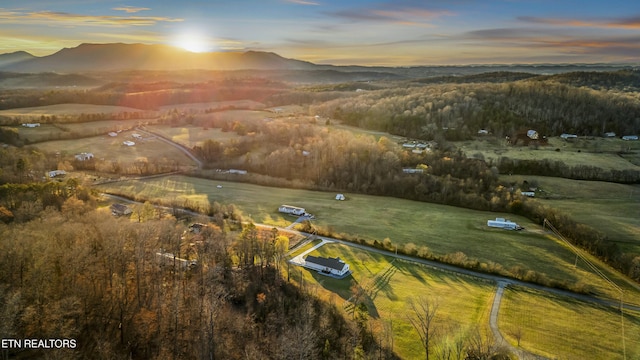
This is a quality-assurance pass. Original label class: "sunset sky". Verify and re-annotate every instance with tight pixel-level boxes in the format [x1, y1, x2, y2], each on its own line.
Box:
[1, 0, 639, 66]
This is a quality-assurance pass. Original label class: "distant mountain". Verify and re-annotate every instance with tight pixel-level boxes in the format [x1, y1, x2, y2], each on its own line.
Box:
[0, 43, 318, 73]
[0, 51, 36, 67]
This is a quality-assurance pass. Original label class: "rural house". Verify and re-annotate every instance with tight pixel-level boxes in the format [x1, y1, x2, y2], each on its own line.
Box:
[303, 255, 350, 277]
[110, 203, 132, 216]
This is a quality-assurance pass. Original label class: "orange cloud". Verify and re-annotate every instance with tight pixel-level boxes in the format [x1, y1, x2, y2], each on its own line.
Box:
[112, 6, 151, 14]
[0, 8, 182, 27]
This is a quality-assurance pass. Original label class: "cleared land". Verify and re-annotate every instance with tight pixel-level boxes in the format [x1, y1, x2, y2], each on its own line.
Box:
[503, 175, 640, 253]
[457, 137, 640, 171]
[288, 241, 496, 360]
[7, 119, 155, 143]
[499, 286, 640, 359]
[32, 131, 198, 165]
[0, 103, 148, 119]
[144, 125, 242, 148]
[95, 174, 640, 304]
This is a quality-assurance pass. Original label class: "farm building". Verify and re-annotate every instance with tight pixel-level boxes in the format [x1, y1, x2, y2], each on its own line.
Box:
[47, 170, 66, 178]
[487, 218, 523, 230]
[22, 123, 40, 128]
[75, 152, 94, 161]
[521, 191, 535, 197]
[303, 255, 350, 277]
[335, 193, 345, 201]
[279, 205, 306, 216]
[622, 135, 638, 141]
[478, 129, 489, 135]
[560, 133, 578, 139]
[108, 132, 118, 137]
[123, 140, 135, 146]
[604, 132, 616, 138]
[228, 169, 247, 175]
[110, 203, 132, 216]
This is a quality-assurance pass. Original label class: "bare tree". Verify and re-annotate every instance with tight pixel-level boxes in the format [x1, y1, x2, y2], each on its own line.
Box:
[406, 296, 439, 360]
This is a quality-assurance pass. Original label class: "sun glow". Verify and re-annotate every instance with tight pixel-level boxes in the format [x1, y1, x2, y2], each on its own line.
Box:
[172, 31, 211, 53]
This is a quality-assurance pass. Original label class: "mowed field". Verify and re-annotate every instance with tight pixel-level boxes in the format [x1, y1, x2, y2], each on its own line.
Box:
[32, 131, 198, 165]
[502, 175, 640, 253]
[95, 174, 640, 304]
[499, 286, 640, 359]
[289, 241, 640, 359]
[457, 137, 640, 170]
[289, 241, 496, 359]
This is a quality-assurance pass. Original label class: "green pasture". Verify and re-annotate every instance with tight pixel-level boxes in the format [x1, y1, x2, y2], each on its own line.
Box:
[499, 286, 640, 359]
[502, 175, 640, 253]
[458, 137, 640, 171]
[95, 174, 640, 304]
[290, 242, 495, 359]
[32, 131, 197, 165]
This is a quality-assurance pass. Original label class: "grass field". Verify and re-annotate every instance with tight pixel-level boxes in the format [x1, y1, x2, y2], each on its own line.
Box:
[288, 241, 496, 359]
[7, 119, 155, 143]
[95, 174, 640, 304]
[458, 137, 640, 171]
[499, 286, 640, 359]
[0, 103, 148, 120]
[502, 175, 640, 253]
[144, 125, 242, 148]
[32, 131, 197, 165]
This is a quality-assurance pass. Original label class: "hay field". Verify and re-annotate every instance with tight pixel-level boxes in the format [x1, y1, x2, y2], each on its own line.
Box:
[32, 131, 197, 165]
[458, 137, 640, 171]
[144, 125, 242, 148]
[0, 103, 147, 120]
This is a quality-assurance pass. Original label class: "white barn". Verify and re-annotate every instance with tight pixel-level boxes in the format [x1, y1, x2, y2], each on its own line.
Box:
[303, 255, 350, 277]
[279, 205, 305, 216]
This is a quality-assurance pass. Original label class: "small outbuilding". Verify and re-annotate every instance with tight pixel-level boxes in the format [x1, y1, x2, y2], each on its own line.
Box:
[123, 140, 135, 146]
[335, 193, 345, 201]
[75, 152, 94, 161]
[487, 217, 523, 230]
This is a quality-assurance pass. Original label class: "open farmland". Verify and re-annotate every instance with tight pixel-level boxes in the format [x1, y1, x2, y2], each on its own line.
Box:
[499, 286, 640, 359]
[503, 175, 640, 253]
[457, 137, 640, 171]
[32, 131, 197, 166]
[144, 125, 242, 148]
[6, 119, 155, 143]
[95, 174, 640, 304]
[288, 241, 496, 360]
[0, 103, 149, 120]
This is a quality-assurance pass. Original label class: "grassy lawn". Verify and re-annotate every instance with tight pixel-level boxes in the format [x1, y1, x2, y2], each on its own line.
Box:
[499, 286, 640, 359]
[289, 242, 495, 359]
[502, 175, 640, 254]
[95, 174, 640, 305]
[457, 137, 640, 171]
[32, 131, 197, 165]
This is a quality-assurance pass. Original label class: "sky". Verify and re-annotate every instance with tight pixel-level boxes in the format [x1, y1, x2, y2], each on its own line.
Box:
[1, 0, 639, 66]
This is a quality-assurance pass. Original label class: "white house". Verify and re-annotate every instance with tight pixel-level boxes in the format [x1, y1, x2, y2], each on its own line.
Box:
[303, 255, 350, 277]
[75, 152, 94, 161]
[521, 191, 535, 197]
[123, 141, 135, 146]
[335, 194, 345, 201]
[487, 218, 523, 230]
[560, 134, 578, 139]
[108, 132, 118, 137]
[228, 169, 247, 175]
[22, 123, 40, 128]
